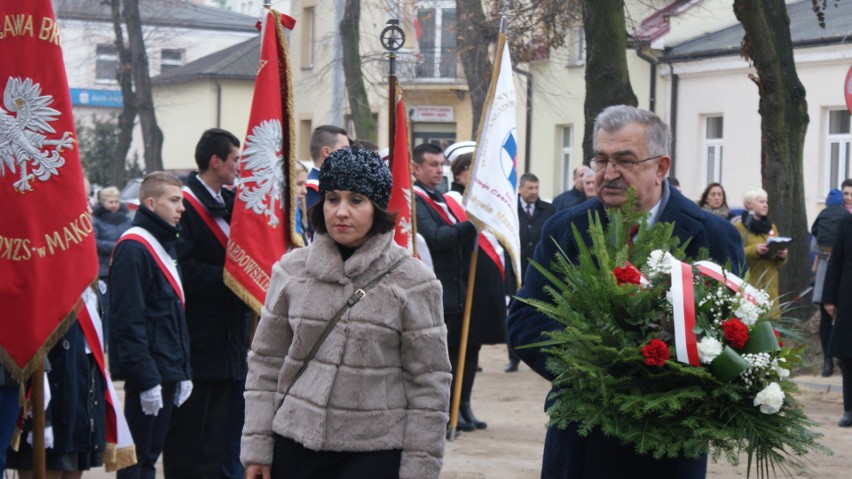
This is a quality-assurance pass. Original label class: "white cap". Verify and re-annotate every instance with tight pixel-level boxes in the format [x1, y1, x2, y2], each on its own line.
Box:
[444, 141, 476, 164]
[378, 147, 390, 160]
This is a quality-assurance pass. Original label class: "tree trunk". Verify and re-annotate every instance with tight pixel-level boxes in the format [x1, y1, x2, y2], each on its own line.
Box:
[733, 0, 812, 319]
[122, 0, 163, 172]
[456, 0, 496, 138]
[110, 0, 135, 188]
[340, 0, 376, 142]
[581, 0, 637, 163]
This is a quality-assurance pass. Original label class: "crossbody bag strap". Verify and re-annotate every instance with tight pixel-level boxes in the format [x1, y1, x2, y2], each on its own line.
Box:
[284, 257, 407, 397]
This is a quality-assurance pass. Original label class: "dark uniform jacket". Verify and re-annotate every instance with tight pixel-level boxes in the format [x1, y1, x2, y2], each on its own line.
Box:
[551, 187, 586, 212]
[826, 217, 852, 359]
[177, 172, 249, 381]
[507, 185, 745, 478]
[109, 207, 191, 390]
[414, 181, 477, 317]
[517, 197, 555, 282]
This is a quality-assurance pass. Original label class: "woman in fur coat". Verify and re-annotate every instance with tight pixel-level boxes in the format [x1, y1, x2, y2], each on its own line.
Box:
[241, 147, 452, 479]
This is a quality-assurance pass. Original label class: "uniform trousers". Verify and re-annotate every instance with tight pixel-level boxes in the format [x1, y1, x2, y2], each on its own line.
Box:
[163, 379, 242, 479]
[118, 382, 178, 479]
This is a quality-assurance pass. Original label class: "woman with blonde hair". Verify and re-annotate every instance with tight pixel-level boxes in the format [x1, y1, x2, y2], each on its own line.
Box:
[242, 147, 451, 479]
[734, 188, 788, 303]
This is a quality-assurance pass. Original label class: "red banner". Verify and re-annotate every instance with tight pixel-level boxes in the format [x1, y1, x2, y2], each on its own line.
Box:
[0, 0, 98, 382]
[387, 91, 414, 252]
[224, 9, 301, 315]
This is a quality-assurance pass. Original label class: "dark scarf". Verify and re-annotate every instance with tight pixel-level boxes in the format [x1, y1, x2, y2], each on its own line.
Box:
[741, 210, 773, 235]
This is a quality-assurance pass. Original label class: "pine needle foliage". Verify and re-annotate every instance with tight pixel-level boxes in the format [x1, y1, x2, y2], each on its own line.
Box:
[520, 191, 828, 478]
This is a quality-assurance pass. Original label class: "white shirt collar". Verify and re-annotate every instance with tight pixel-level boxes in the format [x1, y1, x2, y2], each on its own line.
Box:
[197, 175, 224, 204]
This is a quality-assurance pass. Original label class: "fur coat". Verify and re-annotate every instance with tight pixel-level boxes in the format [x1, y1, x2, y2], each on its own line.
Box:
[241, 230, 451, 479]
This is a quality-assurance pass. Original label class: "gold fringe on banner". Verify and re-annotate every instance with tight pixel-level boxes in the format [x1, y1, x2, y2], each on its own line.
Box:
[103, 442, 138, 472]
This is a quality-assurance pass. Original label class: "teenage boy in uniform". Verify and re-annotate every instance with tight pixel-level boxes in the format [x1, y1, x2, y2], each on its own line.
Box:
[109, 172, 193, 479]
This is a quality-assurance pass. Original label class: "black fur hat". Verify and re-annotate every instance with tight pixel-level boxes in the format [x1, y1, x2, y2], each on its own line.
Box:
[319, 147, 392, 209]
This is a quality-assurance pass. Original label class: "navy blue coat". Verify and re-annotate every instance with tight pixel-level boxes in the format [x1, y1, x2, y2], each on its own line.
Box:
[507, 186, 745, 478]
[177, 173, 249, 381]
[108, 207, 191, 390]
[551, 187, 586, 212]
[92, 204, 132, 277]
[825, 217, 852, 358]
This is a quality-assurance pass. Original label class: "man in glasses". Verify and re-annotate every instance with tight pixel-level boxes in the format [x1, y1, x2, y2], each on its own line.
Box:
[507, 105, 744, 478]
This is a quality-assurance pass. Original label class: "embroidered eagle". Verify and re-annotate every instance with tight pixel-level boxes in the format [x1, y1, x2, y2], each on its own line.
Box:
[239, 119, 284, 226]
[0, 77, 74, 193]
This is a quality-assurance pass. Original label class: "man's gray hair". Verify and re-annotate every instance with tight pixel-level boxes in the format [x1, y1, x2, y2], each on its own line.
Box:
[593, 105, 671, 157]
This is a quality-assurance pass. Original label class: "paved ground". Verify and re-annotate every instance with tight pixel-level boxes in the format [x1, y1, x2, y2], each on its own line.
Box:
[5, 345, 847, 478]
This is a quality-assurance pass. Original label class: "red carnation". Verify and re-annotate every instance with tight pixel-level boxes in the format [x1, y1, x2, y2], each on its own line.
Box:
[722, 318, 749, 349]
[613, 265, 642, 286]
[774, 329, 784, 348]
[642, 339, 670, 366]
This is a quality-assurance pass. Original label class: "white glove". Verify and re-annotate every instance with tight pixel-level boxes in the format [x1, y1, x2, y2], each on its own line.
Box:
[140, 385, 163, 416]
[175, 380, 193, 407]
[26, 426, 54, 449]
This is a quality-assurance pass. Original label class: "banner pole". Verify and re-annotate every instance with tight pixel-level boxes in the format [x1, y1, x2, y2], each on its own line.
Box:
[448, 237, 479, 440]
[31, 359, 46, 479]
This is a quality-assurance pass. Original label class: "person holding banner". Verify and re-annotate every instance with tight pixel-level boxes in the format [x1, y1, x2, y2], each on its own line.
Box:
[508, 105, 744, 478]
[109, 172, 192, 479]
[241, 147, 451, 479]
[164, 128, 250, 479]
[412, 143, 480, 435]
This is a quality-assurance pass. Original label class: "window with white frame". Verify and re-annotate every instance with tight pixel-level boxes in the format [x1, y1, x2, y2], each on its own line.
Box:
[569, 25, 585, 67]
[560, 125, 574, 190]
[826, 109, 851, 191]
[160, 49, 184, 73]
[416, 1, 457, 79]
[300, 7, 315, 69]
[703, 116, 723, 184]
[95, 44, 118, 83]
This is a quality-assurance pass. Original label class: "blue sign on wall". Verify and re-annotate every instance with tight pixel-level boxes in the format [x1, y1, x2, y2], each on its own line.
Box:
[70, 88, 123, 108]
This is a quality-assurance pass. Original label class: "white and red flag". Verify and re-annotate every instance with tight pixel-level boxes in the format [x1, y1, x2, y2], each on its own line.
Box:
[224, 8, 302, 314]
[387, 90, 415, 252]
[0, 0, 98, 381]
[462, 32, 521, 287]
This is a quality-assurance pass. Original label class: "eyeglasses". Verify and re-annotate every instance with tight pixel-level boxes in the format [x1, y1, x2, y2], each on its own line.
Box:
[591, 154, 663, 173]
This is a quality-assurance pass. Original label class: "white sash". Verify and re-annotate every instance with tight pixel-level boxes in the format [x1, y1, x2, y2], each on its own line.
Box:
[119, 226, 185, 306]
[182, 186, 231, 238]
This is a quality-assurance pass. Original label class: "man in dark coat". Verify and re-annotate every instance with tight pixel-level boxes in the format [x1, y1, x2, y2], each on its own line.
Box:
[508, 172, 554, 372]
[551, 165, 590, 211]
[109, 172, 191, 479]
[507, 106, 745, 479]
[823, 216, 852, 427]
[164, 129, 249, 479]
[412, 142, 478, 433]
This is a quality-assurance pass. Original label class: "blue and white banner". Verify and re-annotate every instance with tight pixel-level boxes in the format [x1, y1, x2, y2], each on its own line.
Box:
[463, 33, 521, 287]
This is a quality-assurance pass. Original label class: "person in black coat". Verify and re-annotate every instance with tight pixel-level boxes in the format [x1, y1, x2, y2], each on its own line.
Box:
[163, 129, 250, 479]
[109, 172, 192, 479]
[413, 143, 478, 435]
[510, 173, 555, 372]
[551, 165, 590, 212]
[508, 106, 745, 478]
[92, 186, 132, 347]
[823, 216, 852, 427]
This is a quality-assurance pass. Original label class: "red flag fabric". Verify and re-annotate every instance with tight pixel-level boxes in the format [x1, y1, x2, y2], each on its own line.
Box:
[387, 92, 414, 252]
[0, 0, 98, 382]
[224, 9, 301, 314]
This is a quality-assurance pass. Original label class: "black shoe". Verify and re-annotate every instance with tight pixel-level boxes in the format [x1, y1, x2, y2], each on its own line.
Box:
[460, 401, 487, 429]
[446, 427, 462, 439]
[504, 360, 519, 373]
[822, 358, 834, 377]
[839, 412, 852, 427]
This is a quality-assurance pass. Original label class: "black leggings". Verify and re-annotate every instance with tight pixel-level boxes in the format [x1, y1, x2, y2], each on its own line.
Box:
[271, 434, 401, 479]
[819, 305, 833, 357]
[840, 359, 852, 412]
[449, 343, 480, 402]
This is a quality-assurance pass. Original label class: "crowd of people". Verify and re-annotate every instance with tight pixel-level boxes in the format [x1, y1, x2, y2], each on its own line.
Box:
[4, 107, 852, 479]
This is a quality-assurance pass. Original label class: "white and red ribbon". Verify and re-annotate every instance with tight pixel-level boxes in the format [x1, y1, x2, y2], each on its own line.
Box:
[182, 187, 230, 248]
[75, 288, 136, 471]
[668, 258, 760, 366]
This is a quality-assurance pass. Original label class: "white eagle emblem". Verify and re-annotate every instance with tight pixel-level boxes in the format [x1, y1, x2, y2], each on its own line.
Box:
[0, 77, 74, 193]
[239, 119, 284, 227]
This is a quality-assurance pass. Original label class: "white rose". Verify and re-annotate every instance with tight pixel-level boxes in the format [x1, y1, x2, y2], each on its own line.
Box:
[647, 250, 664, 270]
[753, 382, 785, 414]
[771, 359, 790, 379]
[697, 336, 723, 364]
